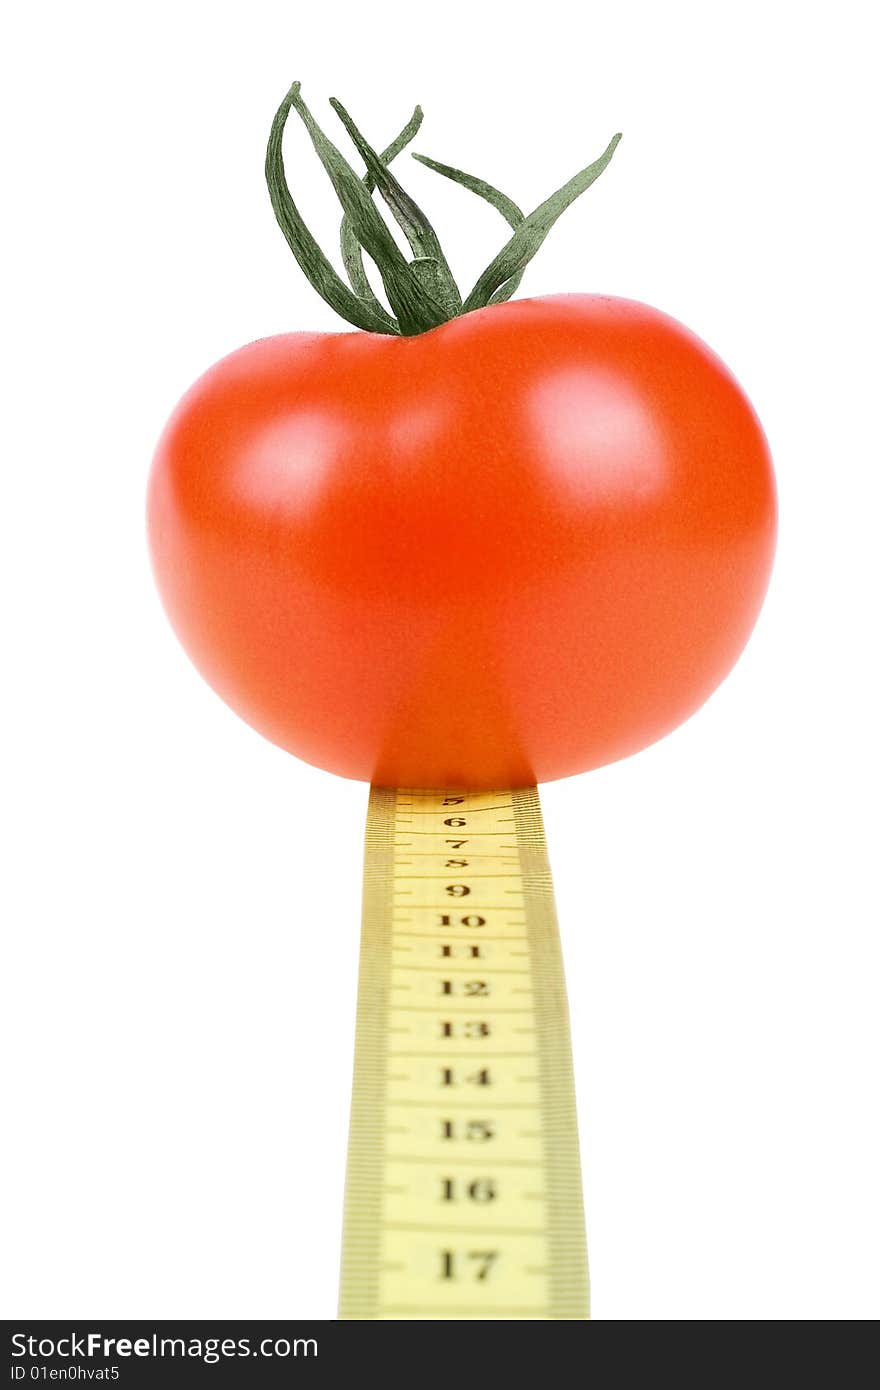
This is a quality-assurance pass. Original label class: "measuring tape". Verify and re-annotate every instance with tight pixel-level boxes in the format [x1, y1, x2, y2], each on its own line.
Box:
[339, 787, 589, 1320]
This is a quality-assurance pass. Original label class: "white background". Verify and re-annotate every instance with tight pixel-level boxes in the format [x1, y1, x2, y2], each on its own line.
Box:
[2, 1, 877, 1321]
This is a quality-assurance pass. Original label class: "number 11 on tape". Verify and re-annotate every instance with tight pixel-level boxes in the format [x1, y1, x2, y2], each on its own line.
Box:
[339, 787, 588, 1320]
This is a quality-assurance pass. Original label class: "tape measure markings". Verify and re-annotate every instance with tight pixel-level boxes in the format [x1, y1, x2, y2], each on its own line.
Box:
[339, 785, 588, 1319]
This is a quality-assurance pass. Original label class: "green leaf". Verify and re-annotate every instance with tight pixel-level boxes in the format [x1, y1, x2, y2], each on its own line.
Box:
[289, 88, 448, 335]
[339, 105, 423, 322]
[412, 153, 525, 304]
[330, 98, 462, 316]
[462, 133, 622, 313]
[266, 81, 624, 337]
[413, 153, 524, 228]
[265, 82, 397, 333]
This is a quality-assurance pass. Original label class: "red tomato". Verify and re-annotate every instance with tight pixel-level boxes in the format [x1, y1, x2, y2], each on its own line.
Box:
[148, 294, 776, 787]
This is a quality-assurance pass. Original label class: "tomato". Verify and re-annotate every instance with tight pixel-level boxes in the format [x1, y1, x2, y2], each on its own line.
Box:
[147, 293, 776, 787]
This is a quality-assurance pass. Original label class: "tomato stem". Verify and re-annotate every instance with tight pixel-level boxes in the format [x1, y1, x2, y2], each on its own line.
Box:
[265, 82, 621, 336]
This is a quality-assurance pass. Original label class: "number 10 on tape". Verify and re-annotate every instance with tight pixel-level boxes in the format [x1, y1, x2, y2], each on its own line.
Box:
[339, 787, 589, 1320]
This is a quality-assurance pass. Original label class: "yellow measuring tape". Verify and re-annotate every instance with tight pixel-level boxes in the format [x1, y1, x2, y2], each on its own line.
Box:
[339, 787, 588, 1320]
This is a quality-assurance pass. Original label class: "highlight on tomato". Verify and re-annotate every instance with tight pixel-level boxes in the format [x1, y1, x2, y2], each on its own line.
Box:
[148, 83, 776, 788]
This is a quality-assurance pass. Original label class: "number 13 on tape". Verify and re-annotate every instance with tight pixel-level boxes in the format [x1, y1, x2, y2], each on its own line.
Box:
[339, 787, 589, 1320]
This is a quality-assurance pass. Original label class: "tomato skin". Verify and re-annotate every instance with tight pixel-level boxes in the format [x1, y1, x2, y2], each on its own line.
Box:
[148, 294, 776, 787]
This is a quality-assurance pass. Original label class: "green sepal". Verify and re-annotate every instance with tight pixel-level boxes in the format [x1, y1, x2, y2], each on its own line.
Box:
[411, 153, 525, 304]
[461, 133, 622, 314]
[265, 83, 396, 334]
[330, 98, 462, 317]
[289, 88, 447, 335]
[265, 82, 622, 337]
[340, 106, 424, 324]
